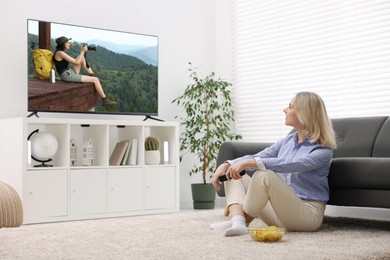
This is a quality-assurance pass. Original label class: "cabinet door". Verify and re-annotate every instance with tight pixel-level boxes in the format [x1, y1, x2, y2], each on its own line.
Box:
[108, 167, 143, 213]
[24, 170, 68, 221]
[70, 169, 106, 216]
[144, 166, 176, 210]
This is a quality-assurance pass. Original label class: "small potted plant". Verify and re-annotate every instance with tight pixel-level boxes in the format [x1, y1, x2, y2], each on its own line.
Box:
[172, 63, 242, 209]
[144, 136, 161, 165]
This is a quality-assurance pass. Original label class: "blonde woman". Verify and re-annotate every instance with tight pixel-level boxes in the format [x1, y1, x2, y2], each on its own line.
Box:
[210, 92, 337, 236]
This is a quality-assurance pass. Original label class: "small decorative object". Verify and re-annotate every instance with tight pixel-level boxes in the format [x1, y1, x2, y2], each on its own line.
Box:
[70, 138, 77, 166]
[163, 141, 169, 164]
[27, 129, 58, 167]
[82, 138, 94, 166]
[144, 136, 160, 165]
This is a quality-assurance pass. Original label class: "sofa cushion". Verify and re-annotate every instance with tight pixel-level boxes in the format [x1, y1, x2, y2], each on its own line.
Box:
[328, 188, 390, 208]
[329, 157, 390, 189]
[332, 117, 388, 158]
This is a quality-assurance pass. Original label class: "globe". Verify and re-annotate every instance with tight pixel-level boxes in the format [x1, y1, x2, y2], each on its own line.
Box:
[29, 131, 58, 166]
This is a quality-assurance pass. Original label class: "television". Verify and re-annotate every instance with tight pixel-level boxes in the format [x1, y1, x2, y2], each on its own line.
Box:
[27, 19, 159, 119]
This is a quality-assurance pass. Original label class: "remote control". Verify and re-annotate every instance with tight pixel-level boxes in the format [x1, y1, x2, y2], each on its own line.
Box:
[218, 171, 245, 182]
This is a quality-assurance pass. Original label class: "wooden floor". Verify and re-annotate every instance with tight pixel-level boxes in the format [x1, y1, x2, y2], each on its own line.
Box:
[28, 76, 99, 112]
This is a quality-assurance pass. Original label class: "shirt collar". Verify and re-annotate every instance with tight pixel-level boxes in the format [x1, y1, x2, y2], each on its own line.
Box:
[293, 132, 311, 145]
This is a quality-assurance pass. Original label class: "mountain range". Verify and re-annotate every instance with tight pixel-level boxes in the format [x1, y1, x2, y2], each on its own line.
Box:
[85, 40, 158, 66]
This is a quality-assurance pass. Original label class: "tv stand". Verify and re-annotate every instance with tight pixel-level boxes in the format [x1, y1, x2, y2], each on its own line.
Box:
[27, 111, 39, 118]
[0, 117, 179, 224]
[143, 115, 164, 122]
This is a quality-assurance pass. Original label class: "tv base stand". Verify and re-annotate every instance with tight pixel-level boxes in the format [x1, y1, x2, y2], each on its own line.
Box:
[143, 115, 164, 122]
[27, 111, 39, 118]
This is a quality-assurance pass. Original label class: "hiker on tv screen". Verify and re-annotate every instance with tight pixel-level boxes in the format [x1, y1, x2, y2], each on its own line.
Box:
[53, 36, 117, 108]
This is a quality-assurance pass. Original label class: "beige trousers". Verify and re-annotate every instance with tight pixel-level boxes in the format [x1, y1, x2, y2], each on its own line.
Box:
[225, 170, 326, 231]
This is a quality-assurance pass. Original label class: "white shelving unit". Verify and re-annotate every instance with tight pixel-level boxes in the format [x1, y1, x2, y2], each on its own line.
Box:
[0, 117, 179, 224]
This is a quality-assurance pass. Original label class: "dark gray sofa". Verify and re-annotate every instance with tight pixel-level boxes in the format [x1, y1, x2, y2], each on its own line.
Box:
[216, 116, 390, 209]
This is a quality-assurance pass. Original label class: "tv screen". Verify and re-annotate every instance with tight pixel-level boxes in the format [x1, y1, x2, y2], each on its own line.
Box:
[27, 19, 158, 117]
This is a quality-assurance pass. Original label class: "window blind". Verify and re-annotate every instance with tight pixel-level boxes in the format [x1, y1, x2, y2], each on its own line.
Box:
[230, 0, 390, 142]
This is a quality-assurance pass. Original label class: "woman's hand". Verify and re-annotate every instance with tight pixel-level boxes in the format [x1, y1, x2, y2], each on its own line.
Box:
[211, 163, 229, 191]
[225, 161, 245, 180]
[80, 45, 88, 53]
[211, 159, 257, 190]
[225, 159, 256, 180]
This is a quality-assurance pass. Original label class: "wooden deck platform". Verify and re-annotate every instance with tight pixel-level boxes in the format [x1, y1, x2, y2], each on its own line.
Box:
[28, 76, 99, 112]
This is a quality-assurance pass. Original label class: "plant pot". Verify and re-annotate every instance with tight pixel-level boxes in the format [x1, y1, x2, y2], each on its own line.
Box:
[145, 150, 160, 165]
[191, 183, 216, 209]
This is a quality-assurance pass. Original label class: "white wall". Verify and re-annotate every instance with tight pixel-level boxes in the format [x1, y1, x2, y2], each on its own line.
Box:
[0, 0, 229, 208]
[5, 0, 386, 219]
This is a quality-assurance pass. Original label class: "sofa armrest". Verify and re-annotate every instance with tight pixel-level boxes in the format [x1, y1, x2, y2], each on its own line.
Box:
[216, 141, 273, 197]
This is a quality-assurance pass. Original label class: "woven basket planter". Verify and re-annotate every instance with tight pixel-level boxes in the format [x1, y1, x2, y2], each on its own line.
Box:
[0, 181, 23, 228]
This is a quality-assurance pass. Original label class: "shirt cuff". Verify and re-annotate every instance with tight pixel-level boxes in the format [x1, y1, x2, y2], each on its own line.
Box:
[254, 157, 266, 171]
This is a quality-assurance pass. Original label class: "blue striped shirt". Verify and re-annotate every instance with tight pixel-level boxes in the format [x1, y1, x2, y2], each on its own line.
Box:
[229, 132, 333, 202]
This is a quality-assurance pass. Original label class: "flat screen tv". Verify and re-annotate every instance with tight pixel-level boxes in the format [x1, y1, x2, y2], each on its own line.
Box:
[27, 19, 158, 118]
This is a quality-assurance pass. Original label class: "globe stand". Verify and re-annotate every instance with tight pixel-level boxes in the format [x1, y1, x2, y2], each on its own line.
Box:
[31, 156, 53, 167]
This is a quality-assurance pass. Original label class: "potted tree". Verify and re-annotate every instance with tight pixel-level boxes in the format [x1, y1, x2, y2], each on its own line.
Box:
[172, 63, 242, 209]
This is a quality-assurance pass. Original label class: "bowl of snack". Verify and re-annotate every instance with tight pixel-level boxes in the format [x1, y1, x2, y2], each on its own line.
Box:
[248, 226, 285, 242]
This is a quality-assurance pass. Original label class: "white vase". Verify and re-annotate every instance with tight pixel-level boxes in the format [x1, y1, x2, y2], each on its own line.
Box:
[145, 150, 160, 165]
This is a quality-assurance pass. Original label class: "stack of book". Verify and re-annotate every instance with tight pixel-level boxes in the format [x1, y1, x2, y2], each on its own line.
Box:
[109, 139, 138, 166]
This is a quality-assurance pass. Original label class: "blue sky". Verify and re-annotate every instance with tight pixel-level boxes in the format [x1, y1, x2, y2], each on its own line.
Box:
[28, 20, 158, 48]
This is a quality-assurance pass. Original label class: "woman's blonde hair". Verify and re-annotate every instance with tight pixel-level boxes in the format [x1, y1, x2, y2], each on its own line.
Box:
[294, 92, 337, 149]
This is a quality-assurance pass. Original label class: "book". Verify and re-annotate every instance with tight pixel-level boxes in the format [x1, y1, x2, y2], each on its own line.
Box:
[127, 138, 138, 165]
[109, 141, 129, 166]
[120, 140, 132, 165]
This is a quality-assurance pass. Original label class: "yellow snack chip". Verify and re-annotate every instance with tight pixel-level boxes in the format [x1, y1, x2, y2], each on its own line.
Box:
[248, 226, 285, 242]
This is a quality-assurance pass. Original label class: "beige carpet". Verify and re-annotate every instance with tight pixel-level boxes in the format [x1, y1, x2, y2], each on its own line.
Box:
[0, 208, 389, 260]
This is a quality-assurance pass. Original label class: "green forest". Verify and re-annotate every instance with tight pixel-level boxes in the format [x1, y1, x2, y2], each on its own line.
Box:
[28, 34, 158, 114]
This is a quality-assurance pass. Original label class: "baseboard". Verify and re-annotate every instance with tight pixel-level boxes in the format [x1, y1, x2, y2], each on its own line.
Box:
[325, 205, 390, 221]
[181, 199, 390, 221]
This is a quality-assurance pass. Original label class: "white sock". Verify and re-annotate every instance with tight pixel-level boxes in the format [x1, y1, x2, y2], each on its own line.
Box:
[224, 215, 248, 237]
[209, 220, 232, 231]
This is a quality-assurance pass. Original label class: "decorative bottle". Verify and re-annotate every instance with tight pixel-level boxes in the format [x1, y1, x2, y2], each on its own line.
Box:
[50, 69, 56, 83]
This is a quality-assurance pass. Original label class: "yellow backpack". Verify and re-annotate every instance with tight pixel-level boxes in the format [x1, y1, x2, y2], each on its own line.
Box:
[32, 48, 54, 80]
